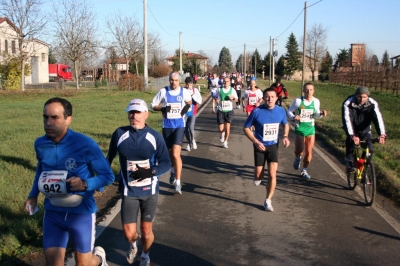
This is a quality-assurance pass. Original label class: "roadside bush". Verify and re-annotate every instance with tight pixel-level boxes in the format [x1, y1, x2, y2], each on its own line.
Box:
[150, 63, 172, 78]
[117, 73, 143, 91]
[95, 78, 108, 88]
[0, 53, 31, 90]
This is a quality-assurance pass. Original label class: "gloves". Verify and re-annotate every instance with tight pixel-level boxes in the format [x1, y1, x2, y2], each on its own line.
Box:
[180, 104, 191, 115]
[131, 164, 153, 181]
[161, 105, 171, 113]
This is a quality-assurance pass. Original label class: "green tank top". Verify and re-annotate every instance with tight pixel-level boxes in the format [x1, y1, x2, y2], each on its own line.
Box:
[295, 97, 316, 136]
[219, 87, 233, 112]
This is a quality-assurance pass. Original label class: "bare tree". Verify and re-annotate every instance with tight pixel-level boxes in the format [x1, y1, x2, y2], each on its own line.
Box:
[0, 0, 47, 91]
[52, 0, 99, 89]
[302, 23, 328, 81]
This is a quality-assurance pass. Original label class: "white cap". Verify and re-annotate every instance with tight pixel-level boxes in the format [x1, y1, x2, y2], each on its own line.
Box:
[126, 99, 148, 112]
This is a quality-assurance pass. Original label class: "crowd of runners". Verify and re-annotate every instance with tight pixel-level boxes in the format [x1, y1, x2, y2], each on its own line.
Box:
[23, 71, 386, 266]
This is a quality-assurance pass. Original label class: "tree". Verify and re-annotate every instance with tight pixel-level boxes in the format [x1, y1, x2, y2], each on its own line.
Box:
[218, 47, 233, 73]
[333, 48, 350, 71]
[171, 49, 187, 72]
[284, 33, 302, 77]
[251, 49, 263, 75]
[381, 50, 390, 68]
[52, 0, 99, 89]
[262, 52, 272, 78]
[235, 54, 244, 73]
[0, 53, 31, 90]
[0, 0, 47, 91]
[48, 47, 57, 64]
[319, 51, 333, 81]
[303, 23, 328, 81]
[275, 55, 285, 77]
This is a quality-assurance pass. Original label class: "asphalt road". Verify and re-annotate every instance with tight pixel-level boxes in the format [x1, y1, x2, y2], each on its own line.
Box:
[70, 97, 400, 266]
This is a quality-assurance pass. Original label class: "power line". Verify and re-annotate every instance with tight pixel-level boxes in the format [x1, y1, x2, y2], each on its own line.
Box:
[146, 3, 178, 36]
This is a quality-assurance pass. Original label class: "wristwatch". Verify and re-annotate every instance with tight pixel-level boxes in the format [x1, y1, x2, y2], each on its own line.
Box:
[151, 168, 156, 175]
[83, 180, 88, 191]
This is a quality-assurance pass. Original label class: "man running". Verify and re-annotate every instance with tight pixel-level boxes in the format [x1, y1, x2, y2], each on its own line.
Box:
[214, 76, 238, 148]
[184, 77, 203, 151]
[244, 88, 290, 212]
[234, 76, 244, 109]
[24, 97, 114, 266]
[268, 77, 288, 106]
[242, 79, 263, 116]
[107, 99, 171, 266]
[287, 83, 328, 179]
[151, 72, 192, 194]
[209, 73, 220, 113]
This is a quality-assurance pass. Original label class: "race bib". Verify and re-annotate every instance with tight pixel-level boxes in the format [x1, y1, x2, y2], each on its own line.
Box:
[166, 103, 181, 119]
[221, 100, 233, 111]
[236, 85, 241, 90]
[127, 159, 152, 187]
[263, 123, 279, 141]
[38, 170, 68, 198]
[248, 96, 257, 105]
[300, 109, 314, 122]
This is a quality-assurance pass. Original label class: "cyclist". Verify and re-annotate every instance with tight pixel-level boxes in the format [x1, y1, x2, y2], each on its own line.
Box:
[268, 77, 288, 107]
[342, 86, 386, 173]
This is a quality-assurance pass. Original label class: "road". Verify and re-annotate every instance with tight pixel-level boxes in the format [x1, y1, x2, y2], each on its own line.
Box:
[71, 97, 400, 266]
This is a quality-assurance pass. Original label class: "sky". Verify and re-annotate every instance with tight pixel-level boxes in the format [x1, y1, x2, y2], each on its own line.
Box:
[46, 0, 400, 66]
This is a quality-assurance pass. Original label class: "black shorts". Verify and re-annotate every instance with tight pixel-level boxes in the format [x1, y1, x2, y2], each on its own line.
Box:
[162, 127, 185, 148]
[121, 194, 159, 223]
[217, 110, 234, 124]
[254, 144, 279, 166]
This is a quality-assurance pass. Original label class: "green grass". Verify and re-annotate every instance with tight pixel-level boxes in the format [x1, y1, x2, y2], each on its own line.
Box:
[0, 79, 399, 262]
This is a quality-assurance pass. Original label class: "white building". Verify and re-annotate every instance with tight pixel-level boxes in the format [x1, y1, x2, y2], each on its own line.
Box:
[0, 17, 49, 84]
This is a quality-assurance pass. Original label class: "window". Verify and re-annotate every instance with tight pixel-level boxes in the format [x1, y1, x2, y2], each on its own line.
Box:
[4, 40, 8, 53]
[42, 53, 46, 62]
[11, 40, 16, 54]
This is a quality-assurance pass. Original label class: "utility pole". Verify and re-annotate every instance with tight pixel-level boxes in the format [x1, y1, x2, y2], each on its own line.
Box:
[269, 36, 272, 86]
[179, 31, 183, 74]
[242, 44, 245, 74]
[143, 0, 148, 90]
[243, 44, 247, 74]
[272, 39, 275, 83]
[301, 1, 307, 94]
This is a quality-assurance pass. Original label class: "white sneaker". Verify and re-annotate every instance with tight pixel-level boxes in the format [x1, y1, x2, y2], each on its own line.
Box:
[175, 184, 182, 194]
[238, 105, 241, 109]
[253, 177, 261, 186]
[126, 237, 140, 264]
[140, 257, 150, 266]
[192, 139, 197, 149]
[94, 246, 108, 266]
[186, 144, 191, 151]
[223, 141, 228, 148]
[220, 132, 225, 142]
[264, 199, 274, 212]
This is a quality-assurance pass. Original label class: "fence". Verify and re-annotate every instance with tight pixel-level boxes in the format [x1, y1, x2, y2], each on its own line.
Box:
[330, 67, 400, 95]
[148, 73, 189, 91]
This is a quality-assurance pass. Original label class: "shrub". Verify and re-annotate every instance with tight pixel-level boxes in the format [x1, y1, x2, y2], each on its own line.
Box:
[117, 73, 143, 91]
[150, 63, 172, 78]
[0, 53, 31, 90]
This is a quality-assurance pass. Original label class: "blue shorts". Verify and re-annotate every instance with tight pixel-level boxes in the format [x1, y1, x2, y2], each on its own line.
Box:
[162, 127, 185, 148]
[43, 210, 95, 253]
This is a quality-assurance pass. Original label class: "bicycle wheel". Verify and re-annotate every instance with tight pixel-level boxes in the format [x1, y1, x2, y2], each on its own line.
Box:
[363, 161, 376, 206]
[346, 171, 357, 190]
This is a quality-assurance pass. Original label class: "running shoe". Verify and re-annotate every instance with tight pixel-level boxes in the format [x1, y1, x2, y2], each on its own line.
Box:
[140, 257, 150, 266]
[293, 156, 301, 170]
[126, 237, 140, 264]
[175, 184, 182, 194]
[346, 167, 357, 174]
[186, 144, 191, 151]
[220, 132, 225, 143]
[223, 141, 228, 148]
[169, 172, 176, 185]
[264, 199, 274, 212]
[301, 170, 311, 179]
[192, 139, 197, 149]
[94, 246, 108, 266]
[253, 177, 261, 186]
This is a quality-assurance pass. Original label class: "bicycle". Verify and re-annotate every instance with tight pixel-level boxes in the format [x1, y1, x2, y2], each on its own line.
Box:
[346, 138, 378, 206]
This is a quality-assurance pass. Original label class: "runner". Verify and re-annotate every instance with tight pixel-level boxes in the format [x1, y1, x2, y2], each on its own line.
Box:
[214, 76, 238, 148]
[234, 76, 244, 109]
[268, 77, 288, 107]
[184, 76, 203, 151]
[287, 83, 328, 179]
[242, 79, 263, 116]
[24, 97, 114, 266]
[107, 99, 171, 266]
[150, 72, 192, 194]
[243, 88, 290, 212]
[209, 73, 220, 113]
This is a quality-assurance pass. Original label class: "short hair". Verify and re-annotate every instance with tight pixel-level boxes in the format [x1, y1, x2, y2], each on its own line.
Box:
[44, 97, 72, 118]
[276, 77, 281, 82]
[303, 82, 313, 89]
[263, 87, 277, 98]
[169, 71, 180, 81]
[185, 76, 193, 83]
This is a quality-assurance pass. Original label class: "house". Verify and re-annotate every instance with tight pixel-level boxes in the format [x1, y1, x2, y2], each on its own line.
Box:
[390, 55, 400, 68]
[0, 17, 49, 84]
[290, 54, 319, 81]
[166, 52, 208, 74]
